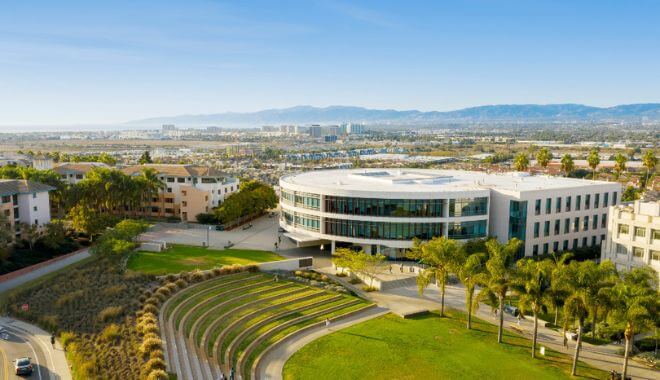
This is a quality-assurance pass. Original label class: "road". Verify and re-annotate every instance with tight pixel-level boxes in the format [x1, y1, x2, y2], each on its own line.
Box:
[0, 318, 71, 380]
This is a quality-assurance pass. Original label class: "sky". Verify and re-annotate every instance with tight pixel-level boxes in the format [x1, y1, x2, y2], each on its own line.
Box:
[1, 0, 660, 127]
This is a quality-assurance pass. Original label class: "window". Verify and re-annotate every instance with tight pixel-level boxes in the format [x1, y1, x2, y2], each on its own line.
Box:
[177, 178, 185, 183]
[632, 247, 644, 259]
[585, 194, 591, 210]
[591, 236, 597, 246]
[535, 199, 541, 215]
[564, 218, 570, 234]
[534, 222, 540, 238]
[1, 195, 10, 203]
[33, 206, 37, 211]
[553, 241, 559, 252]
[556, 197, 562, 213]
[583, 216, 589, 231]
[574, 217, 580, 232]
[601, 234, 605, 243]
[543, 243, 549, 255]
[32, 192, 37, 198]
[592, 215, 598, 230]
[582, 237, 588, 247]
[594, 193, 600, 208]
[554, 219, 560, 235]
[613, 191, 618, 205]
[576, 195, 581, 210]
[602, 214, 607, 228]
[634, 227, 646, 239]
[533, 245, 539, 256]
[182, 201, 187, 207]
[563, 240, 569, 251]
[167, 187, 172, 193]
[618, 224, 629, 235]
[573, 238, 578, 249]
[508, 200, 527, 241]
[651, 250, 660, 262]
[75, 174, 83, 179]
[566, 196, 572, 211]
[35, 219, 38, 225]
[653, 229, 660, 242]
[448, 198, 488, 217]
[544, 221, 550, 237]
[167, 177, 174, 182]
[616, 243, 627, 255]
[603, 192, 609, 207]
[545, 198, 552, 214]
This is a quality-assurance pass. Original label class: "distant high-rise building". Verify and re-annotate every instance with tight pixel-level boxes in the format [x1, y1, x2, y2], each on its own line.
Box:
[345, 123, 365, 134]
[162, 124, 176, 132]
[309, 125, 323, 138]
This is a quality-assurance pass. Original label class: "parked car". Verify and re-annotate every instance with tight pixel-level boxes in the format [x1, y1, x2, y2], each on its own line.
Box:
[14, 357, 33, 376]
[215, 225, 224, 231]
[504, 304, 519, 317]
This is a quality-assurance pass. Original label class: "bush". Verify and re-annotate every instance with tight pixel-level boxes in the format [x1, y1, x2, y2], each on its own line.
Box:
[362, 285, 378, 292]
[59, 331, 77, 348]
[100, 323, 121, 343]
[143, 303, 159, 315]
[146, 369, 169, 380]
[140, 337, 163, 354]
[144, 357, 167, 372]
[97, 306, 124, 322]
[195, 213, 218, 224]
[348, 278, 362, 284]
[175, 279, 188, 289]
[102, 284, 128, 297]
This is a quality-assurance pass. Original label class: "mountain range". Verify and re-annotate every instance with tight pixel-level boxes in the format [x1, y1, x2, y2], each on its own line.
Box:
[129, 103, 660, 126]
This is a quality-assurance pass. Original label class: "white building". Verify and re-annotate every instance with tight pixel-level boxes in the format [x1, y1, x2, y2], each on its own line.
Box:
[0, 180, 53, 237]
[279, 169, 621, 258]
[601, 199, 659, 278]
[53, 162, 110, 184]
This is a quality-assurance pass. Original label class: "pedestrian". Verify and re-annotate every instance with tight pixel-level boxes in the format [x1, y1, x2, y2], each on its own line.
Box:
[494, 308, 498, 317]
[325, 318, 330, 327]
[278, 235, 281, 243]
[517, 314, 521, 325]
[388, 265, 392, 274]
[400, 264, 404, 273]
[274, 242, 278, 250]
[230, 367, 235, 380]
[274, 274, 279, 282]
[563, 334, 568, 349]
[51, 333, 55, 346]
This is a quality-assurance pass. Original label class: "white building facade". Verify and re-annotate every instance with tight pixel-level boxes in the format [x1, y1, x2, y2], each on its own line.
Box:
[279, 169, 621, 259]
[600, 200, 660, 278]
[0, 180, 53, 237]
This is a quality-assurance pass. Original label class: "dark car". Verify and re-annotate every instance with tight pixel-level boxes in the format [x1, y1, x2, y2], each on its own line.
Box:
[215, 225, 224, 231]
[14, 357, 33, 376]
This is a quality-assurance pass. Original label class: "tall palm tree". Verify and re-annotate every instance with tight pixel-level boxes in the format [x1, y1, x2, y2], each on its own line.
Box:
[610, 267, 658, 380]
[512, 259, 552, 358]
[560, 153, 574, 177]
[535, 147, 553, 170]
[587, 148, 600, 180]
[513, 153, 529, 172]
[547, 252, 572, 326]
[139, 167, 165, 215]
[456, 251, 487, 329]
[584, 260, 617, 339]
[613, 153, 627, 179]
[478, 238, 523, 343]
[409, 236, 462, 317]
[641, 150, 657, 188]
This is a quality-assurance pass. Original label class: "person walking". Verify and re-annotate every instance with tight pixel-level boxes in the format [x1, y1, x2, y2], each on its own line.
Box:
[388, 265, 392, 274]
[325, 318, 330, 327]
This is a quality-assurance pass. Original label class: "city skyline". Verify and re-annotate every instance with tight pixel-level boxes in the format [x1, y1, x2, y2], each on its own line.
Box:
[2, 1, 660, 127]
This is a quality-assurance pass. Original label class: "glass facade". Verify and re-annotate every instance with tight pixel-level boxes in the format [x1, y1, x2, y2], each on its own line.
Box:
[508, 200, 527, 241]
[448, 220, 488, 240]
[324, 218, 444, 240]
[324, 196, 446, 217]
[448, 197, 488, 217]
[282, 211, 320, 231]
[281, 190, 320, 210]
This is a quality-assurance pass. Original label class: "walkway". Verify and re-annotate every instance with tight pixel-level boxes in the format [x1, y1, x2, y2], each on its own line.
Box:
[316, 264, 659, 380]
[0, 248, 90, 293]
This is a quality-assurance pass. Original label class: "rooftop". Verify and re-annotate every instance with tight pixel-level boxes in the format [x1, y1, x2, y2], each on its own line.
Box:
[0, 179, 55, 196]
[53, 162, 109, 174]
[121, 164, 227, 178]
[281, 169, 617, 195]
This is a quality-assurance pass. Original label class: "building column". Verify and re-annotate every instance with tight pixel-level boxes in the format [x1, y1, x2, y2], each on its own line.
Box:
[331, 240, 336, 254]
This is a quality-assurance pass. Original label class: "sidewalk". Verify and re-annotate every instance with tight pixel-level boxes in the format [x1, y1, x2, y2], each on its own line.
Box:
[316, 264, 659, 380]
[0, 248, 90, 293]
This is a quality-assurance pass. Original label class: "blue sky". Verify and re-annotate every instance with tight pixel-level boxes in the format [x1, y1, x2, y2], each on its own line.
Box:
[1, 0, 659, 125]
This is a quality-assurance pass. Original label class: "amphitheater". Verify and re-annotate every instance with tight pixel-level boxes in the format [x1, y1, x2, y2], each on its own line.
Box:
[160, 271, 373, 380]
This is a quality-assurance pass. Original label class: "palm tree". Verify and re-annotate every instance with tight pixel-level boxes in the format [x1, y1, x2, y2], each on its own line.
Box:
[535, 147, 553, 170]
[610, 267, 658, 380]
[613, 153, 627, 179]
[584, 260, 617, 339]
[560, 154, 574, 177]
[547, 252, 572, 326]
[456, 251, 487, 329]
[641, 150, 657, 188]
[512, 259, 552, 358]
[478, 238, 523, 343]
[587, 148, 600, 180]
[409, 236, 462, 317]
[139, 167, 165, 215]
[513, 153, 530, 172]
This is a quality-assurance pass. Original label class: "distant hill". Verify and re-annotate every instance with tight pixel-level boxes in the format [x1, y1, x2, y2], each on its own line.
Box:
[128, 103, 660, 126]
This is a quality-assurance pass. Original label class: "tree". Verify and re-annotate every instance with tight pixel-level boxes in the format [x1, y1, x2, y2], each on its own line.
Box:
[139, 151, 153, 164]
[613, 153, 627, 179]
[610, 267, 658, 380]
[560, 154, 574, 177]
[0, 213, 13, 263]
[587, 148, 600, 180]
[456, 251, 487, 329]
[19, 223, 40, 250]
[513, 153, 529, 172]
[331, 247, 354, 276]
[68, 205, 113, 241]
[621, 185, 640, 202]
[641, 150, 657, 188]
[535, 147, 553, 169]
[408, 237, 462, 317]
[478, 238, 523, 343]
[42, 220, 67, 250]
[512, 259, 552, 358]
[360, 253, 387, 289]
[546, 253, 572, 327]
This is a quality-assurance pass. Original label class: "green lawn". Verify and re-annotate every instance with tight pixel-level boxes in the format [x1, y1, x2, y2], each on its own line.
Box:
[283, 310, 607, 380]
[126, 245, 283, 274]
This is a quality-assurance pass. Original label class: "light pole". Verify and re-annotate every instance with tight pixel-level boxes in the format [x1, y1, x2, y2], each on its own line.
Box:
[207, 226, 211, 247]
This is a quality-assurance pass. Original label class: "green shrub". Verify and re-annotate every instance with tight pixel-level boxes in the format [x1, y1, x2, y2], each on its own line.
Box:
[59, 331, 77, 348]
[102, 284, 127, 297]
[143, 303, 159, 315]
[174, 279, 188, 288]
[100, 323, 121, 343]
[146, 369, 169, 380]
[140, 337, 163, 354]
[55, 290, 85, 307]
[144, 357, 167, 372]
[348, 278, 362, 284]
[362, 285, 378, 292]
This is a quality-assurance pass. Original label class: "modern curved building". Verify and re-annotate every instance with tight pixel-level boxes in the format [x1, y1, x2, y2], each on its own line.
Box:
[279, 169, 621, 259]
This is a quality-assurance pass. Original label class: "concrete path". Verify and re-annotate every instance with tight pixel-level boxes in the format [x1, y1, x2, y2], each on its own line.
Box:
[256, 306, 389, 380]
[317, 264, 659, 380]
[0, 317, 72, 380]
[0, 249, 90, 294]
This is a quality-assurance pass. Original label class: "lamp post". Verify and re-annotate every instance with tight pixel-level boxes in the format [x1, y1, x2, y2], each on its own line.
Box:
[207, 225, 211, 247]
